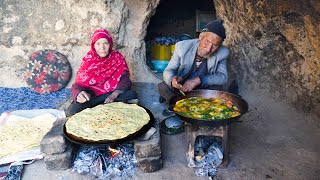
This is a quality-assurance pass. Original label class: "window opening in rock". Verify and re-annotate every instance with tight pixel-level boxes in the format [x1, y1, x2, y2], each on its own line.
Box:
[145, 0, 216, 80]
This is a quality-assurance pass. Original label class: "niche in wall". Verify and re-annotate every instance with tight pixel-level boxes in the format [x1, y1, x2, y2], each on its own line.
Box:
[145, 0, 216, 79]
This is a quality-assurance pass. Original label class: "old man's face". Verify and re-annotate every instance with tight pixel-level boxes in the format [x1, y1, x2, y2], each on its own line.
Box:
[197, 32, 223, 58]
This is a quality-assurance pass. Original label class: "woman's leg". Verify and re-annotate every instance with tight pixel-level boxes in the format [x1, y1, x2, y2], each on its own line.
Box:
[65, 90, 138, 117]
[115, 90, 138, 102]
[65, 93, 110, 117]
[65, 101, 92, 117]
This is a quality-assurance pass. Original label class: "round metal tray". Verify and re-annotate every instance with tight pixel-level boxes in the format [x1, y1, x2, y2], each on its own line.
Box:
[160, 116, 185, 135]
[63, 104, 154, 145]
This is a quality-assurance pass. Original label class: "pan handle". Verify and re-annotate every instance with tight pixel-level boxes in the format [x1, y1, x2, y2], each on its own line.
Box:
[168, 105, 174, 111]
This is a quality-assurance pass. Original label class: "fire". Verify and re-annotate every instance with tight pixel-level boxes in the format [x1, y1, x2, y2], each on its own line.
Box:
[108, 146, 120, 158]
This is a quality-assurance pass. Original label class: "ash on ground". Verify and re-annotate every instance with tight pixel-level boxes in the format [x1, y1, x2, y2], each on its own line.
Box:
[194, 136, 223, 178]
[72, 143, 136, 179]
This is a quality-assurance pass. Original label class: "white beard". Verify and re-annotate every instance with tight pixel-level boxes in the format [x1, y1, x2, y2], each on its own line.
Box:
[197, 49, 212, 59]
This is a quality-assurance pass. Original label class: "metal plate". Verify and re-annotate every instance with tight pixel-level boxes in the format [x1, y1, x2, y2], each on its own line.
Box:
[63, 104, 154, 145]
[160, 116, 185, 135]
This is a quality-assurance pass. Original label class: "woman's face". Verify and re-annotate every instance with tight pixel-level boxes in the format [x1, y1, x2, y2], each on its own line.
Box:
[94, 38, 110, 58]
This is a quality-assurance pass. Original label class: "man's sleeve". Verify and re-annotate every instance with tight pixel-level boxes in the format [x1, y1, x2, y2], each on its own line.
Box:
[199, 49, 229, 88]
[163, 43, 181, 88]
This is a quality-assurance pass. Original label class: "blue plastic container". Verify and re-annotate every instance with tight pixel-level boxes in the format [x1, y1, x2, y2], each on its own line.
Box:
[151, 60, 169, 72]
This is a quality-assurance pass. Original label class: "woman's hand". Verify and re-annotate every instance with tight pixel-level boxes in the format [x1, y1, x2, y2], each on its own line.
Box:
[76, 91, 91, 103]
[104, 90, 121, 104]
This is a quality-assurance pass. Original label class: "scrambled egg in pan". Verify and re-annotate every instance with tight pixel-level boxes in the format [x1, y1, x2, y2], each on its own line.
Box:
[173, 97, 241, 120]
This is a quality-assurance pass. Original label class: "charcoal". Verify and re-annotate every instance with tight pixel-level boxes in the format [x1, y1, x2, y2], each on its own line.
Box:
[72, 143, 136, 178]
[194, 140, 223, 178]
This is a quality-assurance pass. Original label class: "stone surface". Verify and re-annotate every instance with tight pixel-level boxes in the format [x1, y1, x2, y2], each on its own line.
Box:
[44, 144, 74, 170]
[0, 0, 319, 124]
[136, 156, 163, 173]
[41, 119, 68, 155]
[0, 0, 160, 88]
[214, 0, 320, 123]
[0, 2, 319, 178]
[134, 126, 161, 158]
[1, 0, 319, 124]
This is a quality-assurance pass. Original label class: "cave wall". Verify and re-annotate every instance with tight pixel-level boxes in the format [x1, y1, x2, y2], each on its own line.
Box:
[0, 0, 319, 121]
[0, 0, 160, 88]
[215, 0, 320, 120]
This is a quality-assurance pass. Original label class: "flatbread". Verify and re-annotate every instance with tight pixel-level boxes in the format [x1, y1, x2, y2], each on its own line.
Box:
[0, 114, 55, 158]
[65, 102, 150, 141]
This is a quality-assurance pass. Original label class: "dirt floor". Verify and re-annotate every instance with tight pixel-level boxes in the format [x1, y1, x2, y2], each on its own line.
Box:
[22, 85, 320, 180]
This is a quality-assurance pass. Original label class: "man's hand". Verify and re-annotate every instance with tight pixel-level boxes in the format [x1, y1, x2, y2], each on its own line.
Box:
[104, 90, 121, 104]
[181, 77, 201, 92]
[171, 76, 183, 89]
[76, 91, 91, 103]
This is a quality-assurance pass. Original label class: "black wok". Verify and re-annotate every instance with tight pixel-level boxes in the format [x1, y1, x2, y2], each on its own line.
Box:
[63, 104, 154, 146]
[169, 90, 248, 127]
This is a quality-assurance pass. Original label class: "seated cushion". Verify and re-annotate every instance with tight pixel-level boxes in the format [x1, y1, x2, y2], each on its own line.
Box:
[24, 49, 72, 94]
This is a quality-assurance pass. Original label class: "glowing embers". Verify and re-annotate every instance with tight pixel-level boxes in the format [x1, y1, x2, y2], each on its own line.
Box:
[72, 143, 136, 178]
[108, 146, 120, 159]
[186, 125, 229, 178]
[194, 136, 223, 177]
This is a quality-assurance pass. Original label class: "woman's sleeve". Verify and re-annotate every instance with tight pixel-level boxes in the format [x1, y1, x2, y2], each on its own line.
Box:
[115, 70, 132, 91]
[70, 83, 94, 101]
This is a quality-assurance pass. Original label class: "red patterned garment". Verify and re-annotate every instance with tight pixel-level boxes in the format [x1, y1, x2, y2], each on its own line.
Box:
[74, 29, 129, 96]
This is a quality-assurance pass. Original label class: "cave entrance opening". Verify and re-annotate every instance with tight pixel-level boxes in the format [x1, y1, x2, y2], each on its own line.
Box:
[145, 0, 216, 80]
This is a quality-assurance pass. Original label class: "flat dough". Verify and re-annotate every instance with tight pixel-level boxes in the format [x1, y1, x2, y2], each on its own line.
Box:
[65, 102, 150, 141]
[0, 114, 55, 158]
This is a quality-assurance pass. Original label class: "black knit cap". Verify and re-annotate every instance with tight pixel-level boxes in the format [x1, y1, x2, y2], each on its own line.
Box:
[202, 19, 226, 40]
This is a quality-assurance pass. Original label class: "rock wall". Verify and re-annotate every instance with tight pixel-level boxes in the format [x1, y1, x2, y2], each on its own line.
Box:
[1, 0, 319, 121]
[0, 0, 160, 88]
[215, 0, 320, 121]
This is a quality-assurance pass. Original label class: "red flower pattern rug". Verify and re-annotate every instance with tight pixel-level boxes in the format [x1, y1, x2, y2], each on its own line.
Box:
[24, 50, 72, 94]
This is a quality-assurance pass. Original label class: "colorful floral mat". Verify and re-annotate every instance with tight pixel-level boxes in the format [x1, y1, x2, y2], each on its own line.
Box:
[0, 87, 71, 115]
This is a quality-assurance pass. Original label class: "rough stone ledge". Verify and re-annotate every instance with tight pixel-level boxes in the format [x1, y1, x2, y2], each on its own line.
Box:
[41, 118, 68, 155]
[133, 124, 161, 158]
[136, 155, 163, 173]
[44, 144, 74, 170]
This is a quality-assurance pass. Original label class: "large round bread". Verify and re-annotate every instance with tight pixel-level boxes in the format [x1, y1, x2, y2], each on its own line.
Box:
[65, 102, 150, 141]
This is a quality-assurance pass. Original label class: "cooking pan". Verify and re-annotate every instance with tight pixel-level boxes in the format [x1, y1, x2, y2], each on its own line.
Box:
[63, 104, 154, 146]
[169, 90, 248, 127]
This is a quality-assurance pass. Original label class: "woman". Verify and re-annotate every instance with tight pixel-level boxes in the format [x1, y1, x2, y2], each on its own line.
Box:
[66, 28, 137, 117]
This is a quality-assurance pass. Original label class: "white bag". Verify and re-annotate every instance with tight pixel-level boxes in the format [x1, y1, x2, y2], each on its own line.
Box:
[0, 109, 66, 165]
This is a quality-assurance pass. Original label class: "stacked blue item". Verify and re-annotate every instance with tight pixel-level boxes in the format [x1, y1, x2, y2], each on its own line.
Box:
[151, 34, 193, 73]
[0, 87, 71, 114]
[151, 60, 169, 73]
[154, 34, 192, 46]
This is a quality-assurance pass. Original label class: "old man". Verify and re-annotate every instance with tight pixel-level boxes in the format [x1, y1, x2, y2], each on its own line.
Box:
[158, 19, 230, 103]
